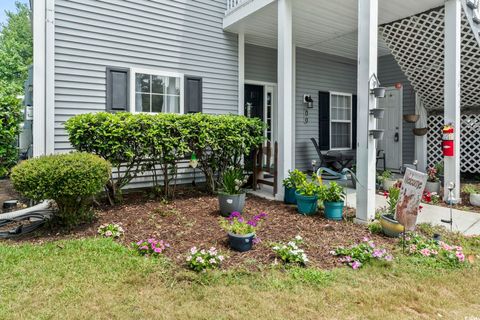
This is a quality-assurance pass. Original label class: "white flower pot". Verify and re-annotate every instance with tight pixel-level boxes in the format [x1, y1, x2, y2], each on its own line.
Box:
[425, 181, 441, 194]
[470, 193, 480, 207]
[382, 179, 397, 191]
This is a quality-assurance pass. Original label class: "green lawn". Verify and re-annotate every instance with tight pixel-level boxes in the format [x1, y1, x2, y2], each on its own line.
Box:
[1, 237, 480, 320]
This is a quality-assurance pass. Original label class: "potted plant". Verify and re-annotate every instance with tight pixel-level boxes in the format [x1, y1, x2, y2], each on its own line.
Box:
[320, 182, 345, 221]
[463, 184, 480, 207]
[379, 185, 404, 237]
[282, 169, 307, 204]
[218, 167, 248, 216]
[220, 211, 267, 252]
[378, 170, 396, 191]
[295, 175, 322, 215]
[425, 166, 440, 194]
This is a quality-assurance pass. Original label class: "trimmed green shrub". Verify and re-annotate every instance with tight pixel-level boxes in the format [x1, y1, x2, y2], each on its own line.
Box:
[65, 112, 265, 198]
[0, 92, 22, 177]
[11, 152, 111, 227]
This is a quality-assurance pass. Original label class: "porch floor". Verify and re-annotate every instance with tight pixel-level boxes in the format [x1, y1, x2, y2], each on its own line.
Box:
[248, 184, 480, 236]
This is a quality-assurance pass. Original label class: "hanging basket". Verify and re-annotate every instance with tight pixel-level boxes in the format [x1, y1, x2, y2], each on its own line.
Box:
[403, 114, 420, 123]
[412, 127, 428, 136]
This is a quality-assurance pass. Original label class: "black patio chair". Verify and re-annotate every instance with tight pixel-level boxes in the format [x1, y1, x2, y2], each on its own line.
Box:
[310, 138, 341, 170]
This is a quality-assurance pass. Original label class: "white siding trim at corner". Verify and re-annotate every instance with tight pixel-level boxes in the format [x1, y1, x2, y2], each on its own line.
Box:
[53, 0, 239, 154]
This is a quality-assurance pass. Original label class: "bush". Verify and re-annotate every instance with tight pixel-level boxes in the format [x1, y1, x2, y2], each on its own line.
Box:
[0, 92, 22, 177]
[11, 152, 111, 226]
[65, 112, 265, 199]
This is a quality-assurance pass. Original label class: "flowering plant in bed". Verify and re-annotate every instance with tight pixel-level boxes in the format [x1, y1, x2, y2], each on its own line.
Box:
[401, 232, 467, 267]
[218, 167, 248, 216]
[295, 174, 323, 215]
[272, 236, 309, 265]
[97, 223, 124, 238]
[220, 211, 267, 252]
[133, 239, 170, 257]
[332, 237, 393, 269]
[186, 247, 225, 272]
[282, 169, 307, 204]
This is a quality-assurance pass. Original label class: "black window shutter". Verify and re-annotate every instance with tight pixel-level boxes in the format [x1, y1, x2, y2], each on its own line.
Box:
[352, 95, 357, 150]
[185, 76, 203, 113]
[106, 67, 129, 112]
[318, 91, 330, 151]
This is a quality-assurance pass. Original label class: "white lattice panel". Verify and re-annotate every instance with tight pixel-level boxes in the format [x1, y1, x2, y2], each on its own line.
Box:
[380, 7, 480, 111]
[427, 114, 480, 173]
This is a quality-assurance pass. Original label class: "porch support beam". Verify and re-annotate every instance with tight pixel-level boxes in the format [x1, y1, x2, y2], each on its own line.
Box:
[276, 0, 294, 199]
[444, 0, 461, 202]
[238, 32, 245, 115]
[355, 0, 378, 223]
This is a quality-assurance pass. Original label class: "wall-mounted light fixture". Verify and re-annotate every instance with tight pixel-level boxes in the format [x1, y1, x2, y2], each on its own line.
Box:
[303, 94, 314, 108]
[369, 73, 386, 98]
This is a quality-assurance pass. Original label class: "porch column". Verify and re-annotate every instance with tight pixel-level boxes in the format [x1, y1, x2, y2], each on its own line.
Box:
[355, 0, 378, 223]
[444, 0, 461, 202]
[238, 32, 245, 115]
[276, 0, 294, 199]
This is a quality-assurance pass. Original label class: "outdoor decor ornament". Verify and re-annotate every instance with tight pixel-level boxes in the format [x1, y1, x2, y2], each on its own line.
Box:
[189, 153, 198, 186]
[441, 182, 456, 231]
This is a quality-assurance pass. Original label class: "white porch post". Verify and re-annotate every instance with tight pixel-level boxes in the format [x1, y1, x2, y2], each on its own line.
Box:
[33, 0, 46, 157]
[276, 0, 294, 199]
[238, 32, 245, 116]
[444, 0, 461, 202]
[355, 0, 378, 223]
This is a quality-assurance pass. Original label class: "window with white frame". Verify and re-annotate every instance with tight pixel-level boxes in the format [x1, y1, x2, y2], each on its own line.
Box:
[132, 70, 182, 113]
[330, 92, 352, 149]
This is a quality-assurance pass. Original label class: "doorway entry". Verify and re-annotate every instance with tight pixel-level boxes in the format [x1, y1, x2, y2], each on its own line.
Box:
[244, 82, 277, 144]
[377, 86, 403, 171]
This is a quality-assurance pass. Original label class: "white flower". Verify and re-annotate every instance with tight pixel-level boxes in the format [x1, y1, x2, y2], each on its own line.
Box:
[190, 247, 197, 254]
[105, 230, 113, 237]
[209, 259, 217, 264]
[200, 249, 206, 255]
[196, 257, 204, 263]
[218, 255, 224, 262]
[186, 256, 192, 262]
[272, 246, 279, 251]
[329, 250, 336, 255]
[295, 235, 303, 241]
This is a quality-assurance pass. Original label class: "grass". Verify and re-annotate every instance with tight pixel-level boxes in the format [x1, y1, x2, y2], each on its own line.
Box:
[1, 237, 480, 319]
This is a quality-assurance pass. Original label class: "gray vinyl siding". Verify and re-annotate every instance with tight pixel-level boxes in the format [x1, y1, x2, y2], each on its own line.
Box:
[245, 44, 277, 83]
[378, 54, 416, 165]
[53, 0, 238, 188]
[295, 48, 358, 171]
[54, 0, 238, 152]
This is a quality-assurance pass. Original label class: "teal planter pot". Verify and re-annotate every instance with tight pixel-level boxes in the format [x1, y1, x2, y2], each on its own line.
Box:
[284, 187, 297, 204]
[324, 201, 344, 221]
[295, 191, 318, 215]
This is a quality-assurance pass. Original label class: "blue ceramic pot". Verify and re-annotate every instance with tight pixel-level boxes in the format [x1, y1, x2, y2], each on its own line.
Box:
[295, 191, 318, 215]
[284, 187, 297, 204]
[228, 232, 255, 252]
[324, 201, 344, 220]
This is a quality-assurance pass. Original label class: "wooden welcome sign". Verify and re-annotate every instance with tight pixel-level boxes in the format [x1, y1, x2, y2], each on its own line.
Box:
[395, 168, 428, 231]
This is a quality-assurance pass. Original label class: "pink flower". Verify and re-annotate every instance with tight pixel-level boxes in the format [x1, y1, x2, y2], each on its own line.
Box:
[363, 237, 370, 242]
[147, 238, 156, 244]
[456, 251, 465, 262]
[140, 246, 148, 250]
[420, 248, 431, 257]
[384, 255, 393, 262]
[351, 261, 362, 269]
[136, 240, 144, 246]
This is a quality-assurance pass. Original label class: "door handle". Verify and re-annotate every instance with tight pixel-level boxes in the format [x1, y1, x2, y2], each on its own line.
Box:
[394, 132, 399, 142]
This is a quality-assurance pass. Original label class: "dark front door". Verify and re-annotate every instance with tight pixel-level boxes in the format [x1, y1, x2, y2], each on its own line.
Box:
[245, 84, 264, 120]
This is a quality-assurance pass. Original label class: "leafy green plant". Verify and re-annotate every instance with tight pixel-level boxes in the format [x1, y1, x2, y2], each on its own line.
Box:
[97, 223, 124, 238]
[219, 211, 267, 235]
[320, 182, 345, 203]
[10, 152, 111, 227]
[220, 167, 247, 195]
[377, 170, 392, 182]
[296, 174, 323, 197]
[272, 236, 309, 265]
[186, 247, 225, 272]
[0, 92, 22, 177]
[385, 186, 400, 215]
[282, 169, 307, 189]
[462, 184, 480, 195]
[401, 232, 468, 267]
[368, 221, 383, 234]
[332, 237, 393, 269]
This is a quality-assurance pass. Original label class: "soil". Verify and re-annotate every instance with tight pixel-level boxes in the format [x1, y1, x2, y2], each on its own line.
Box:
[3, 188, 398, 270]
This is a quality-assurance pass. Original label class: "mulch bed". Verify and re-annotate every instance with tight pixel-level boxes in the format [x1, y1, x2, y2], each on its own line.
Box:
[4, 189, 397, 270]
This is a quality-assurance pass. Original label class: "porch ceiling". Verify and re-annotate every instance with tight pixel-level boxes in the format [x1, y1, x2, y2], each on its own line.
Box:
[225, 0, 445, 60]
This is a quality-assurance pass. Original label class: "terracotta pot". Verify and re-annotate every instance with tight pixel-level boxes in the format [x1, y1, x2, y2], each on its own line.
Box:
[403, 114, 420, 123]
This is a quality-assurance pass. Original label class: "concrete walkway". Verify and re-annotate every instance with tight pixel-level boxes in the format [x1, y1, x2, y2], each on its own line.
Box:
[248, 184, 480, 236]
